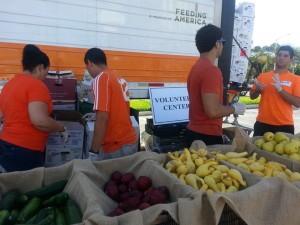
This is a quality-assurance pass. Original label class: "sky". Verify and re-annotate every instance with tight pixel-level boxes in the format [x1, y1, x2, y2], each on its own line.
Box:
[236, 0, 300, 47]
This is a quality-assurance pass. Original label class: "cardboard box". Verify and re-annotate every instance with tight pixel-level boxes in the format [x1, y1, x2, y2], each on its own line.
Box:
[238, 2, 255, 18]
[44, 74, 77, 101]
[45, 147, 82, 167]
[46, 121, 84, 148]
[45, 111, 85, 167]
[241, 17, 255, 32]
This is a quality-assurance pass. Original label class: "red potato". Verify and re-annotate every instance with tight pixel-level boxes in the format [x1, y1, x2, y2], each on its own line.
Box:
[104, 180, 117, 191]
[118, 183, 128, 193]
[147, 189, 168, 205]
[108, 207, 124, 217]
[125, 196, 141, 210]
[105, 184, 120, 201]
[111, 171, 123, 183]
[121, 173, 135, 184]
[128, 180, 138, 190]
[139, 202, 151, 210]
[137, 176, 152, 191]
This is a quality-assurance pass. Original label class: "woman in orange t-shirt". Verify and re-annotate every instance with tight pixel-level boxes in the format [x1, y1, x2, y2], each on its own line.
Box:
[0, 44, 68, 172]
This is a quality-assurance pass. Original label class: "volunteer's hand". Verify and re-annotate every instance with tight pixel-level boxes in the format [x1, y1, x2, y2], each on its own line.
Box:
[272, 73, 282, 92]
[83, 113, 96, 121]
[232, 102, 246, 115]
[254, 78, 266, 92]
[61, 127, 69, 143]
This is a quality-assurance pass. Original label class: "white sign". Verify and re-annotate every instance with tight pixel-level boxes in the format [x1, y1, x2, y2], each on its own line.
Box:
[149, 87, 189, 125]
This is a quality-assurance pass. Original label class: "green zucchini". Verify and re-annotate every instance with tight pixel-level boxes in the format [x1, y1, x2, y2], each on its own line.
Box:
[42, 192, 69, 207]
[0, 189, 21, 211]
[26, 180, 68, 199]
[17, 197, 42, 223]
[55, 208, 66, 225]
[63, 199, 82, 224]
[0, 210, 10, 225]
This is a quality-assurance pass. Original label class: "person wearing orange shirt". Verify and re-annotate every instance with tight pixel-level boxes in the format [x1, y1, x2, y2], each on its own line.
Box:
[0, 44, 68, 172]
[186, 24, 246, 146]
[250, 45, 300, 136]
[84, 48, 137, 160]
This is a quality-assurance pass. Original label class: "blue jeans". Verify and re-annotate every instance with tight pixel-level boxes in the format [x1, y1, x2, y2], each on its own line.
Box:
[0, 140, 45, 172]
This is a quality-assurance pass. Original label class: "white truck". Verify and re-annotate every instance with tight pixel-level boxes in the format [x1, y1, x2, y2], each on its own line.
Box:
[0, 0, 235, 99]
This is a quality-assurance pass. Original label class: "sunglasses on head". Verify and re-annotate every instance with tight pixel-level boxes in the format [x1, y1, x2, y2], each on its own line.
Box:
[217, 38, 226, 46]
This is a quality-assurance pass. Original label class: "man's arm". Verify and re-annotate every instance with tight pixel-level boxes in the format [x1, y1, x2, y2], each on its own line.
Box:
[250, 78, 265, 100]
[202, 93, 235, 118]
[249, 88, 261, 100]
[278, 91, 300, 108]
[90, 111, 109, 153]
[272, 73, 300, 107]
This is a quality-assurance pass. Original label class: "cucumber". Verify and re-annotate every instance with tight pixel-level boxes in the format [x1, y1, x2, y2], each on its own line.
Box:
[25, 214, 37, 224]
[15, 194, 29, 208]
[0, 210, 10, 225]
[17, 197, 42, 223]
[0, 189, 21, 211]
[42, 192, 69, 207]
[6, 208, 19, 225]
[37, 214, 55, 225]
[55, 208, 66, 225]
[32, 207, 55, 224]
[26, 180, 68, 199]
[63, 199, 82, 224]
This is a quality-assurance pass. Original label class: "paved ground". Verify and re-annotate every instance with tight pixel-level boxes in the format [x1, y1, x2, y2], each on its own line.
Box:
[138, 106, 300, 141]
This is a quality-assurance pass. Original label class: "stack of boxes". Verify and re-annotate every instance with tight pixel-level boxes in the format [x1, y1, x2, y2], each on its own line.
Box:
[230, 2, 255, 84]
[44, 71, 77, 110]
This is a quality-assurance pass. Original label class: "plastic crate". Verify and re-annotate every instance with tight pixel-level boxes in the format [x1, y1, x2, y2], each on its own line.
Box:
[218, 204, 247, 225]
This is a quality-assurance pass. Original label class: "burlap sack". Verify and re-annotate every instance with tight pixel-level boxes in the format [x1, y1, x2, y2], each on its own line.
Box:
[0, 158, 97, 225]
[223, 126, 251, 149]
[208, 177, 300, 225]
[89, 151, 194, 225]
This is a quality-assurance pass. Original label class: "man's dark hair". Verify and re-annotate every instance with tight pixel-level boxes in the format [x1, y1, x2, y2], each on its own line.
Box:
[84, 48, 107, 65]
[277, 45, 294, 58]
[195, 24, 223, 53]
[22, 44, 50, 72]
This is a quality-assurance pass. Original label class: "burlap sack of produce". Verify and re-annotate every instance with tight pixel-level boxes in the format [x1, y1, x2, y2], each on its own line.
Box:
[87, 151, 194, 225]
[177, 145, 261, 225]
[208, 177, 300, 225]
[0, 158, 97, 225]
[0, 158, 93, 194]
[247, 136, 300, 172]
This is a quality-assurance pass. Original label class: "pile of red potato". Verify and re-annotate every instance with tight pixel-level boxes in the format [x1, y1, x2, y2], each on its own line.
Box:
[104, 171, 170, 216]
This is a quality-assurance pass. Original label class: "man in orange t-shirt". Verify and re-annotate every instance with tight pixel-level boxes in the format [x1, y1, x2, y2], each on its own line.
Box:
[250, 45, 300, 136]
[186, 24, 246, 146]
[84, 48, 137, 160]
